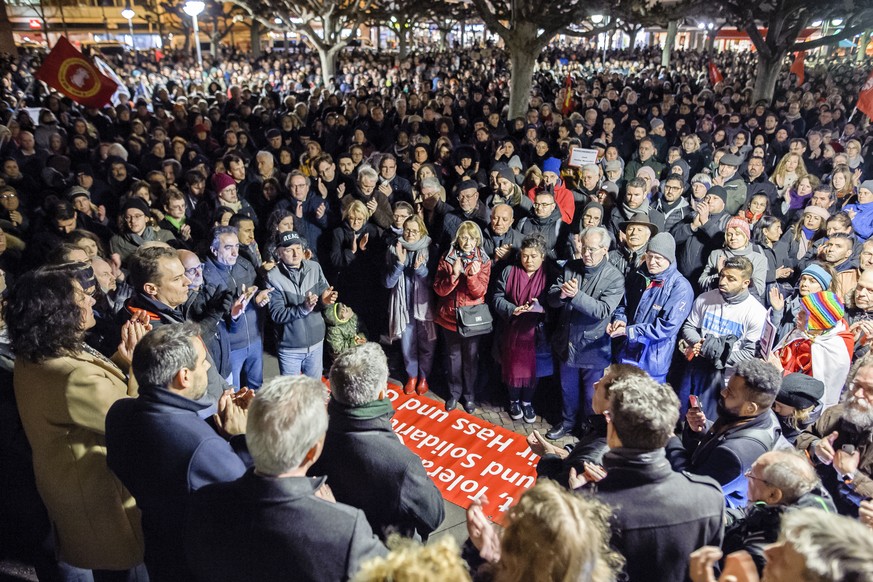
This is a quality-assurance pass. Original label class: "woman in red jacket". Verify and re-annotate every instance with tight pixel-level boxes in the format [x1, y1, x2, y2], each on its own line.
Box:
[433, 221, 492, 413]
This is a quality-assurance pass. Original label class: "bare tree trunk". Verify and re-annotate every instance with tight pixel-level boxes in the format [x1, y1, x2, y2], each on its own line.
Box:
[398, 27, 409, 59]
[317, 45, 342, 87]
[858, 30, 871, 63]
[705, 31, 716, 52]
[0, 1, 16, 56]
[251, 20, 262, 59]
[662, 20, 677, 67]
[507, 41, 538, 120]
[752, 52, 783, 104]
[439, 28, 448, 51]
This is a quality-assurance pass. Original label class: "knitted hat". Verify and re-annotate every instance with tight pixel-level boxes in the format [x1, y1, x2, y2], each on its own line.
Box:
[800, 290, 845, 331]
[802, 205, 831, 221]
[495, 165, 515, 184]
[121, 197, 151, 217]
[211, 172, 236, 193]
[801, 264, 832, 291]
[860, 180, 873, 193]
[636, 166, 657, 184]
[777, 373, 824, 410]
[647, 232, 676, 264]
[726, 216, 751, 241]
[706, 185, 728, 204]
[542, 157, 562, 175]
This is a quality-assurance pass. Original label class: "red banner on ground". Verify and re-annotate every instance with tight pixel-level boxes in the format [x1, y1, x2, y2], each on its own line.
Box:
[387, 383, 539, 525]
[36, 36, 118, 108]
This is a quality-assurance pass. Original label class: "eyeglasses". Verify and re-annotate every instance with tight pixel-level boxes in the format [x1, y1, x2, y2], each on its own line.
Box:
[184, 263, 204, 276]
[403, 228, 421, 235]
[533, 202, 555, 208]
[579, 246, 605, 255]
[0, 192, 17, 199]
[743, 468, 772, 486]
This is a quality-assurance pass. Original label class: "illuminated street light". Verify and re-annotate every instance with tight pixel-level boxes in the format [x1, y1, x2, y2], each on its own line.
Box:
[121, 3, 135, 51]
[183, 0, 205, 69]
[590, 14, 604, 24]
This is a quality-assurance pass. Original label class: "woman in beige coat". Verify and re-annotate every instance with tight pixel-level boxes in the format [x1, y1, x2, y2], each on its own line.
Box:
[5, 267, 149, 576]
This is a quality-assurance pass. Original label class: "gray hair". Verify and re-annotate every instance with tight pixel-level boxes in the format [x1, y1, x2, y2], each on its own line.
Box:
[580, 226, 610, 249]
[608, 376, 679, 450]
[131, 322, 200, 388]
[357, 165, 378, 184]
[210, 225, 238, 251]
[255, 150, 274, 163]
[581, 164, 600, 176]
[757, 450, 820, 504]
[286, 169, 310, 190]
[246, 375, 328, 476]
[779, 508, 873, 581]
[329, 343, 389, 406]
[420, 176, 444, 197]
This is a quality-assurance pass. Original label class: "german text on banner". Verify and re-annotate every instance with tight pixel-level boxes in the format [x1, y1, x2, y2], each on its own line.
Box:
[388, 383, 539, 525]
[36, 36, 118, 108]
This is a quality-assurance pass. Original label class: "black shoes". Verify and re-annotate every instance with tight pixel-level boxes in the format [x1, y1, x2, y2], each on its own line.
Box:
[463, 400, 477, 414]
[445, 398, 458, 411]
[546, 424, 570, 440]
[509, 401, 523, 420]
[522, 404, 536, 424]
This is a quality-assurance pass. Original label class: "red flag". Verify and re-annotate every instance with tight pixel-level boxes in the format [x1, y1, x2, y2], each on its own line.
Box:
[790, 51, 805, 86]
[858, 70, 873, 120]
[561, 73, 574, 116]
[707, 61, 723, 85]
[35, 36, 118, 108]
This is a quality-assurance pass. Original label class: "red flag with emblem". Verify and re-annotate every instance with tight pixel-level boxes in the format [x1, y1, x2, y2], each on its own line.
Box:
[790, 51, 805, 86]
[35, 36, 118, 108]
[707, 61, 723, 85]
[561, 73, 574, 116]
[858, 70, 873, 119]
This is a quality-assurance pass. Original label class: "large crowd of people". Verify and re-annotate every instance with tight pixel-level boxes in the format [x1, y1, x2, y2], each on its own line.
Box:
[1, 37, 873, 581]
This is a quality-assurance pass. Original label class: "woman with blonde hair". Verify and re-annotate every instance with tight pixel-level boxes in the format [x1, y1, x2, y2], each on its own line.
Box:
[383, 214, 438, 396]
[770, 152, 808, 200]
[466, 480, 621, 582]
[433, 221, 491, 413]
[829, 163, 856, 203]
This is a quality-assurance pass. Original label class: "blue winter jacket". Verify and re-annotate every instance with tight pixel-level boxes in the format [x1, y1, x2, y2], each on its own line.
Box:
[613, 262, 694, 378]
[202, 255, 262, 351]
[844, 199, 873, 240]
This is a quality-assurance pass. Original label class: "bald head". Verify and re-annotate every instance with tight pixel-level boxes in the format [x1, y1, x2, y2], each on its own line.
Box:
[91, 256, 116, 293]
[177, 249, 203, 290]
[490, 203, 514, 236]
[751, 450, 820, 505]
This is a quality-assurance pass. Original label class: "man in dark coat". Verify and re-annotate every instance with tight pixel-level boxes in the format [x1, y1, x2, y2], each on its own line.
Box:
[546, 226, 624, 439]
[680, 359, 784, 509]
[185, 375, 387, 582]
[582, 374, 724, 582]
[123, 246, 231, 400]
[672, 185, 732, 292]
[311, 343, 444, 541]
[105, 323, 251, 582]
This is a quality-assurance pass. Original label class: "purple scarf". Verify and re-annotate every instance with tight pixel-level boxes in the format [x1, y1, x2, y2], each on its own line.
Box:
[502, 264, 546, 388]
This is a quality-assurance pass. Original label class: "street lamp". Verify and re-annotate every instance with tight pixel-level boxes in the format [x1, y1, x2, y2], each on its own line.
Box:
[121, 3, 135, 51]
[183, 0, 205, 70]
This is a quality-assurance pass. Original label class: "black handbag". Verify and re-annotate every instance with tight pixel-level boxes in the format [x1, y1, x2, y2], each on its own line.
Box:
[456, 303, 493, 337]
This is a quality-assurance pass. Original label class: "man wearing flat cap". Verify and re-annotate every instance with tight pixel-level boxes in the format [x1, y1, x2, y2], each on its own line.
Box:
[714, 153, 748, 215]
[609, 213, 658, 279]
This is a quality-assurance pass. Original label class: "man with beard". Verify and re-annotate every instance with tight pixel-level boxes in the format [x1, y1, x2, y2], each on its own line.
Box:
[653, 174, 692, 233]
[607, 178, 666, 240]
[796, 354, 873, 516]
[678, 257, 767, 420]
[516, 191, 568, 260]
[682, 359, 783, 509]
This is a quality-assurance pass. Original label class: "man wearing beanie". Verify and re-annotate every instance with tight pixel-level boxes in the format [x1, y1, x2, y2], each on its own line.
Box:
[109, 197, 176, 266]
[527, 157, 574, 224]
[677, 256, 767, 419]
[773, 373, 825, 443]
[771, 290, 853, 409]
[673, 185, 732, 293]
[608, 232, 694, 382]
